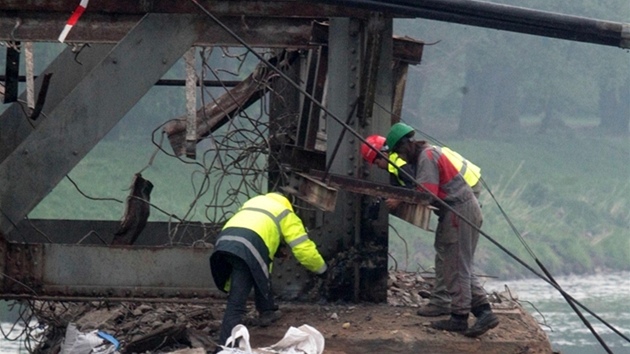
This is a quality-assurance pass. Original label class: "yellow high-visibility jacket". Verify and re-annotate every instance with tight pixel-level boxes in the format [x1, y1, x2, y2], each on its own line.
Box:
[210, 193, 327, 293]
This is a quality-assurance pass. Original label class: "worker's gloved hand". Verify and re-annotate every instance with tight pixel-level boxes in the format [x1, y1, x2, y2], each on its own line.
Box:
[316, 270, 328, 304]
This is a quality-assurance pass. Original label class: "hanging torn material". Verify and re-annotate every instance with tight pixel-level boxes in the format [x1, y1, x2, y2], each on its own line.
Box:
[111, 173, 154, 246]
[24, 42, 34, 110]
[58, 0, 90, 43]
[184, 47, 197, 159]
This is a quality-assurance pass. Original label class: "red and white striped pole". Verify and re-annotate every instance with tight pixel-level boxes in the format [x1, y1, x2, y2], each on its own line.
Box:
[58, 0, 90, 43]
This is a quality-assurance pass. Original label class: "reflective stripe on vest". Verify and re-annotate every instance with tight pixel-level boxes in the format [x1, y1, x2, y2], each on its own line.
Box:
[216, 234, 270, 279]
[287, 234, 309, 248]
[241, 207, 291, 241]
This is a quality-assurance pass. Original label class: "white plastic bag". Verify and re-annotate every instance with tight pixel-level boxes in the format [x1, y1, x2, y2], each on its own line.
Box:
[217, 324, 324, 354]
[217, 324, 256, 354]
[262, 324, 324, 354]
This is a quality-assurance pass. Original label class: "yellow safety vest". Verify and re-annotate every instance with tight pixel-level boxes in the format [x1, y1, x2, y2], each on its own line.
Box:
[387, 149, 481, 188]
[441, 147, 481, 188]
[387, 152, 408, 186]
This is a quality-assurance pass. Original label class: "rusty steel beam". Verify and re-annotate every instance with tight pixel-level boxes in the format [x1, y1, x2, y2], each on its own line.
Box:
[0, 0, 368, 18]
[0, 219, 223, 301]
[1, 0, 627, 48]
[308, 170, 432, 205]
[0, 13, 321, 47]
[0, 241, 219, 300]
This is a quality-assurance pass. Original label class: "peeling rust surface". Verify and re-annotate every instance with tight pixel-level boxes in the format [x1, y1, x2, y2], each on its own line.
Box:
[2, 242, 44, 295]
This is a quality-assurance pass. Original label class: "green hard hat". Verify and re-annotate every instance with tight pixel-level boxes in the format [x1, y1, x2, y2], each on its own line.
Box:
[386, 122, 415, 151]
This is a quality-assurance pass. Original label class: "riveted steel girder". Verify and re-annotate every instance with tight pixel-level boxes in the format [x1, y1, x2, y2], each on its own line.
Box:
[0, 241, 218, 301]
[1, 219, 220, 300]
[1, 0, 627, 48]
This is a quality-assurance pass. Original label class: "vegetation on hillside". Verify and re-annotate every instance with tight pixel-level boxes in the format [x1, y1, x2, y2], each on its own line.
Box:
[388, 130, 629, 279]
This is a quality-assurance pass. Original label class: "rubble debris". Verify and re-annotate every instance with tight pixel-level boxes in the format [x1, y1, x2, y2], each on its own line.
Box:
[25, 271, 530, 353]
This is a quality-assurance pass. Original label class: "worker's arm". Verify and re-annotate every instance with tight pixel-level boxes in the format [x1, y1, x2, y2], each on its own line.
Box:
[281, 213, 327, 274]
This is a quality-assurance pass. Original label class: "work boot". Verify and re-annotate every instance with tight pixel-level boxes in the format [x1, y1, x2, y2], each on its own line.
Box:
[464, 311, 499, 337]
[430, 315, 468, 332]
[416, 304, 450, 317]
[258, 310, 282, 327]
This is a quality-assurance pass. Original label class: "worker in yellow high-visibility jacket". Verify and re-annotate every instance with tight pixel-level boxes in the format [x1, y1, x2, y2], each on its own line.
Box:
[210, 192, 327, 350]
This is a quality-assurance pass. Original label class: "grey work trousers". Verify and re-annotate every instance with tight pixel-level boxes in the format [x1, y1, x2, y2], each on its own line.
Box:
[429, 186, 483, 310]
[434, 197, 487, 315]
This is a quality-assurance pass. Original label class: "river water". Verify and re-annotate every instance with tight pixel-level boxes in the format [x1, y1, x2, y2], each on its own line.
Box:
[484, 271, 630, 354]
[2, 272, 629, 353]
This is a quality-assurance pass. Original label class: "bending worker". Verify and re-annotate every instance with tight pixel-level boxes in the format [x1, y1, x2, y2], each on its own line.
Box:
[361, 134, 482, 197]
[384, 122, 498, 337]
[361, 132, 483, 318]
[210, 192, 328, 350]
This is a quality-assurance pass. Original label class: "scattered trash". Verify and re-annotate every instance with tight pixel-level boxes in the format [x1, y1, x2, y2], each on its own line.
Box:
[60, 323, 120, 354]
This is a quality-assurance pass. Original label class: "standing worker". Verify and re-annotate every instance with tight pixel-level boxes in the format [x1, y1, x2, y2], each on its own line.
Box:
[384, 122, 498, 337]
[210, 192, 328, 350]
[360, 132, 483, 317]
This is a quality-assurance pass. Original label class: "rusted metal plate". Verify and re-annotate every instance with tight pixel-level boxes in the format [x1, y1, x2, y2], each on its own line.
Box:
[391, 203, 436, 231]
[282, 173, 337, 212]
[392, 35, 424, 65]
